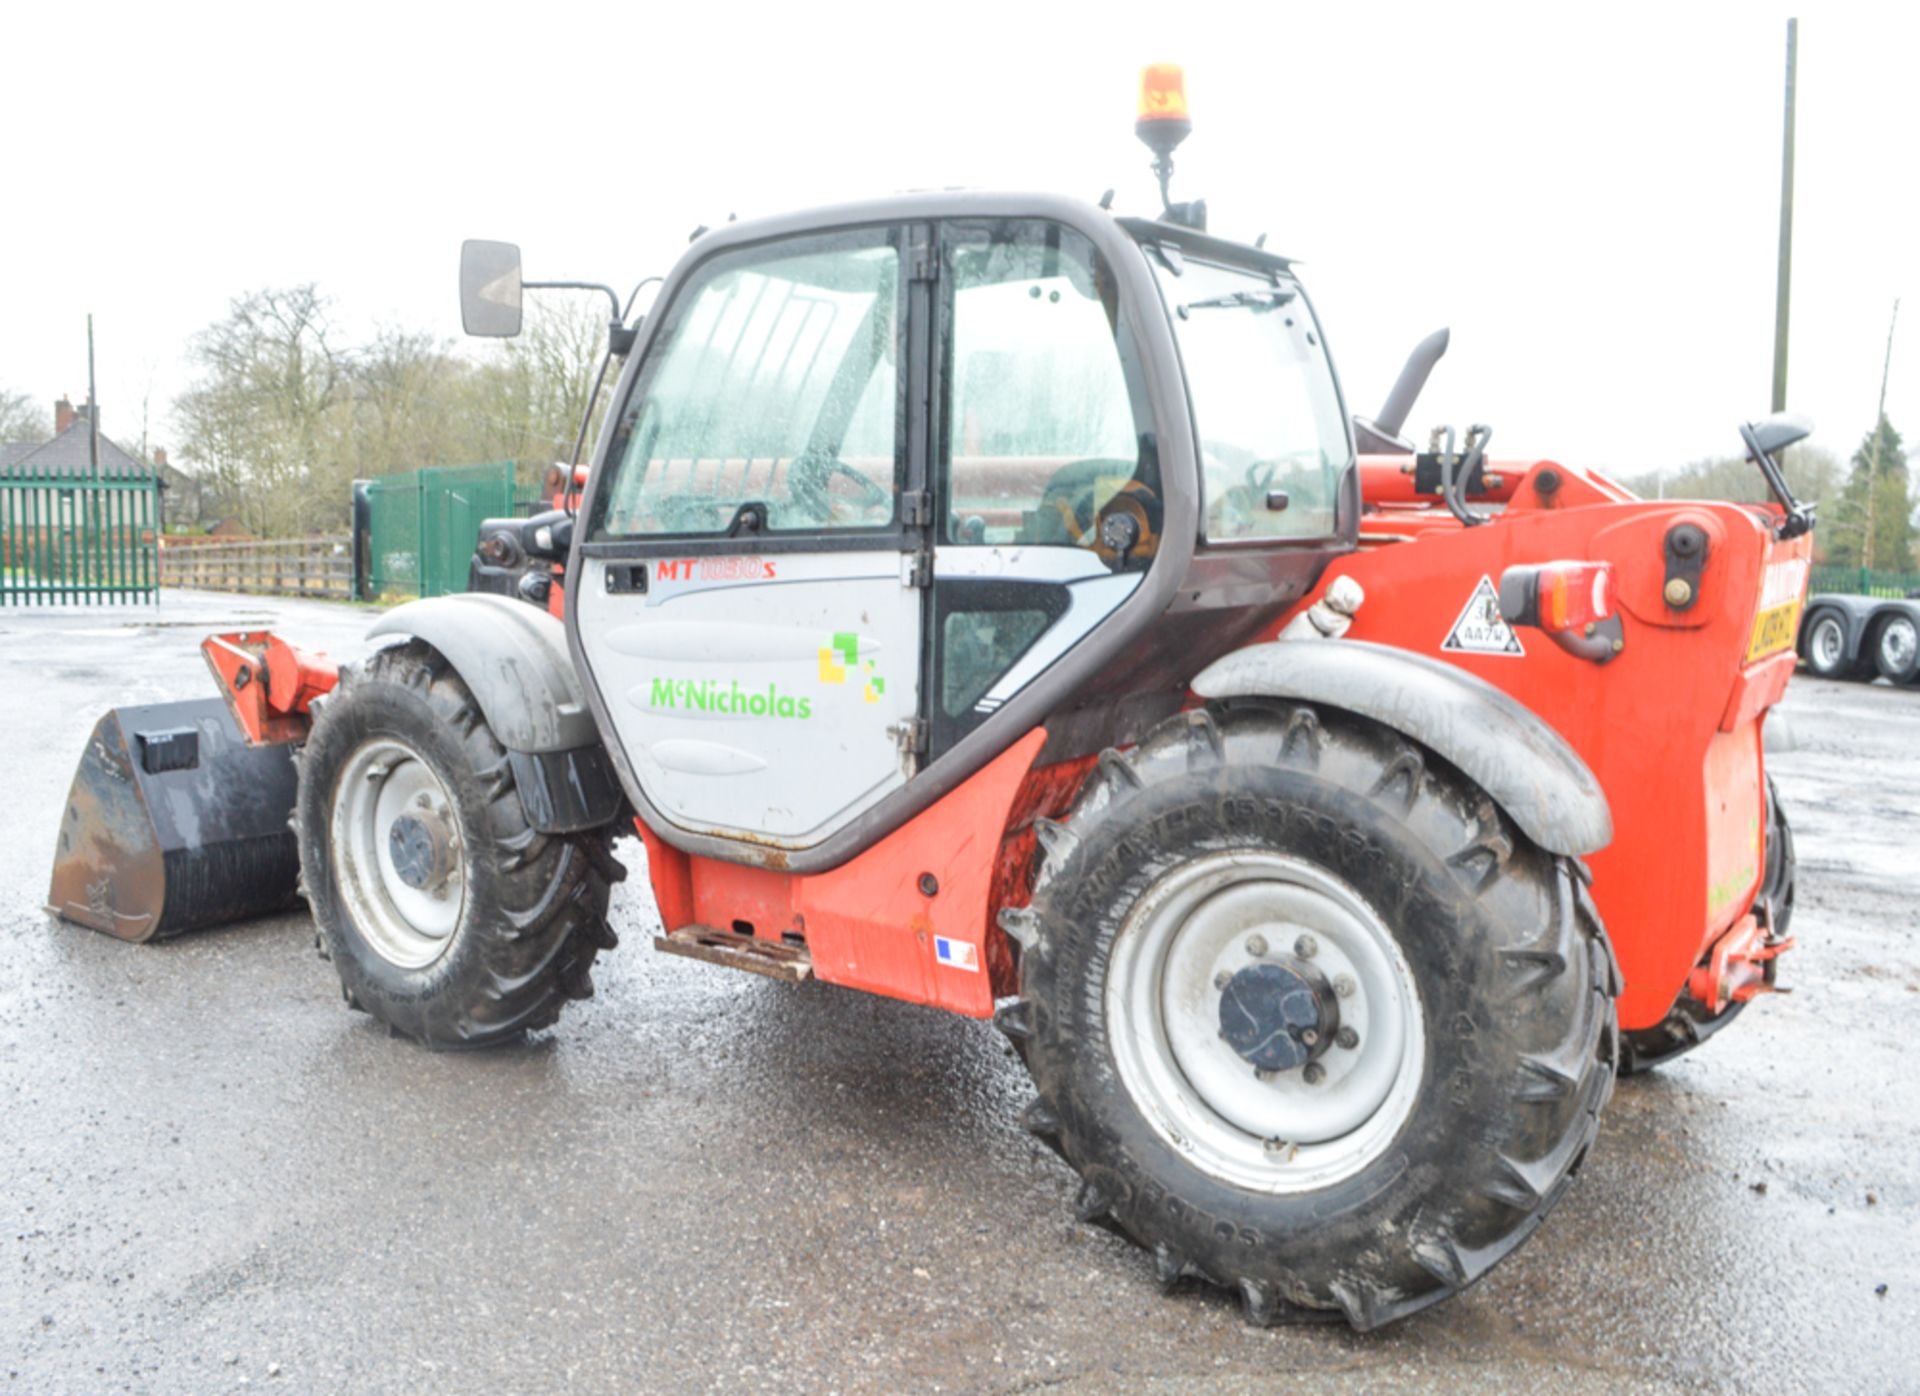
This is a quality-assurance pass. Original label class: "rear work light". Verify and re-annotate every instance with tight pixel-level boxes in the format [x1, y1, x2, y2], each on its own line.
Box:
[1499, 560, 1624, 663]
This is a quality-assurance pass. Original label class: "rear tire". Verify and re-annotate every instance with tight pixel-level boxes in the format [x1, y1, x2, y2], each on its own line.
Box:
[297, 641, 620, 1048]
[1002, 703, 1618, 1329]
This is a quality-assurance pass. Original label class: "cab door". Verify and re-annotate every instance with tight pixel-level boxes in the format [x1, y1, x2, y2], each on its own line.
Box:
[927, 217, 1160, 758]
[571, 225, 928, 852]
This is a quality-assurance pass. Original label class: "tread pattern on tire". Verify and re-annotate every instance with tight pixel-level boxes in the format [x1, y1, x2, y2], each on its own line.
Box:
[299, 641, 620, 1049]
[1001, 700, 1618, 1329]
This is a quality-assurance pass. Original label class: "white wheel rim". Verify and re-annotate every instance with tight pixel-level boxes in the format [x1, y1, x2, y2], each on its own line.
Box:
[1882, 618, 1917, 672]
[1811, 616, 1844, 670]
[1105, 851, 1425, 1193]
[330, 737, 466, 969]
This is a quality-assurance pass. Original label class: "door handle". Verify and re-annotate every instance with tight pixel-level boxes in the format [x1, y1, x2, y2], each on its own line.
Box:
[603, 564, 648, 595]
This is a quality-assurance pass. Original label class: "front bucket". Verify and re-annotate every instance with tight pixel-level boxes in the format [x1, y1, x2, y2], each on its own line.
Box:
[47, 698, 302, 942]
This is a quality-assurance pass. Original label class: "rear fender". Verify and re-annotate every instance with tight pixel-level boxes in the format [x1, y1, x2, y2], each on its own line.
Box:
[1192, 639, 1612, 856]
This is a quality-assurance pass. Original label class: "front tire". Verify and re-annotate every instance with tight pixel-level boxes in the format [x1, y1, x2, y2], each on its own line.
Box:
[1002, 704, 1618, 1329]
[297, 641, 620, 1048]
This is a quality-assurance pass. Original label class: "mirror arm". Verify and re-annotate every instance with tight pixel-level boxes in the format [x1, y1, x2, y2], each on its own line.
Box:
[1737, 421, 1817, 540]
[523, 278, 623, 324]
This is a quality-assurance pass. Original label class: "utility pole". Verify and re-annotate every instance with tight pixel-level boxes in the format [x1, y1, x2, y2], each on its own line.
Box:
[1770, 20, 1797, 414]
[86, 313, 100, 474]
[1861, 299, 1900, 569]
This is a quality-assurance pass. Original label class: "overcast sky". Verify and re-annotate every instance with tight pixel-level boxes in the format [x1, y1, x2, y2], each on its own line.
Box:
[3, 0, 1913, 488]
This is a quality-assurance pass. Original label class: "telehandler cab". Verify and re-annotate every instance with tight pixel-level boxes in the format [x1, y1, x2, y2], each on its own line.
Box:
[50, 67, 1811, 1328]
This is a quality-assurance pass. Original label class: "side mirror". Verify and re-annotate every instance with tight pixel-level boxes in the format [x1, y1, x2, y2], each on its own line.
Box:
[460, 239, 523, 337]
[1737, 412, 1817, 541]
[1744, 411, 1813, 457]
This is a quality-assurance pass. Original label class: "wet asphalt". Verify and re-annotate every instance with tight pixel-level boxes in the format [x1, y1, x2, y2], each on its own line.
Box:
[1, 592, 1915, 1393]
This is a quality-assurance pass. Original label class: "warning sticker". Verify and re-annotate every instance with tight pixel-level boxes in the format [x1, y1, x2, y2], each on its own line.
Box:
[1442, 575, 1525, 656]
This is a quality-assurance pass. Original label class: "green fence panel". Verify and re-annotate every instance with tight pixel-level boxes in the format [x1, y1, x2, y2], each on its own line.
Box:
[1810, 564, 1920, 599]
[0, 469, 160, 606]
[366, 462, 519, 599]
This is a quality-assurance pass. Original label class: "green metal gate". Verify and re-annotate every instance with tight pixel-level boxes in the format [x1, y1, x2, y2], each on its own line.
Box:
[365, 461, 522, 599]
[0, 466, 160, 605]
[1810, 564, 1920, 599]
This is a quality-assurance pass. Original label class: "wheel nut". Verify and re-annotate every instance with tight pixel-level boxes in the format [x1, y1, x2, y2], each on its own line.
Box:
[1334, 974, 1356, 998]
[1254, 1067, 1275, 1081]
[1302, 1062, 1326, 1085]
[1213, 970, 1232, 990]
[1300, 1028, 1319, 1047]
[1294, 934, 1319, 959]
[1245, 934, 1268, 958]
[1336, 1027, 1359, 1050]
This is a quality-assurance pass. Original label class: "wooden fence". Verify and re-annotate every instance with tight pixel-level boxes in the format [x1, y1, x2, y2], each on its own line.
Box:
[160, 535, 354, 599]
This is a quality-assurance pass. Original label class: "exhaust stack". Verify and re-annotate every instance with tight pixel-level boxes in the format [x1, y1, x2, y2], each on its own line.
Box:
[1354, 327, 1450, 454]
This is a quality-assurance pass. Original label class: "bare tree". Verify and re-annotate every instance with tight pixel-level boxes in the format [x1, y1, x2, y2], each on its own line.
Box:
[175, 286, 350, 534]
[0, 386, 44, 443]
[168, 284, 615, 534]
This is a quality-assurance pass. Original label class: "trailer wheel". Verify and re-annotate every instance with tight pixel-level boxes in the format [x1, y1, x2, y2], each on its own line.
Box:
[298, 641, 619, 1048]
[1001, 703, 1616, 1329]
[1873, 613, 1920, 684]
[1618, 777, 1795, 1074]
[1801, 610, 1859, 679]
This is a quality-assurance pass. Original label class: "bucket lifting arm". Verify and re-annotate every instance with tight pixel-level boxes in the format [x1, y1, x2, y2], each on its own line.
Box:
[202, 632, 339, 746]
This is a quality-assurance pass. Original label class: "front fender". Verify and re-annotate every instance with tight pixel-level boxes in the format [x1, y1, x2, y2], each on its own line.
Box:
[1192, 639, 1612, 857]
[368, 593, 596, 754]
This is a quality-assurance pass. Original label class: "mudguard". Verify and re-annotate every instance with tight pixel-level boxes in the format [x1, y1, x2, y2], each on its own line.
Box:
[368, 593, 598, 754]
[1191, 638, 1612, 856]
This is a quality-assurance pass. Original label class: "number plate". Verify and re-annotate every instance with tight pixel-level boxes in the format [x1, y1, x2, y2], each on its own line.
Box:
[1746, 599, 1802, 662]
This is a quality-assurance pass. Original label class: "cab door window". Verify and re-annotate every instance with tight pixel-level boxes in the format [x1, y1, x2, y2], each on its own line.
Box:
[940, 220, 1157, 562]
[593, 228, 902, 540]
[929, 219, 1157, 757]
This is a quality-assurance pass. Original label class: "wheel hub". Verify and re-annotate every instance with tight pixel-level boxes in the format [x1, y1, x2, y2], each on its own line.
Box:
[387, 811, 453, 891]
[1105, 851, 1425, 1193]
[1217, 961, 1337, 1072]
[1811, 617, 1843, 670]
[329, 738, 466, 969]
[1885, 619, 1917, 670]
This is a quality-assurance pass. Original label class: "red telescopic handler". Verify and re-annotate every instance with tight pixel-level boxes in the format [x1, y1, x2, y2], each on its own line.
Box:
[47, 66, 1811, 1327]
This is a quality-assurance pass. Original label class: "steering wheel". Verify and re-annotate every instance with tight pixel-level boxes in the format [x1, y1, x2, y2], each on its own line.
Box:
[1032, 458, 1143, 544]
[789, 450, 891, 524]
